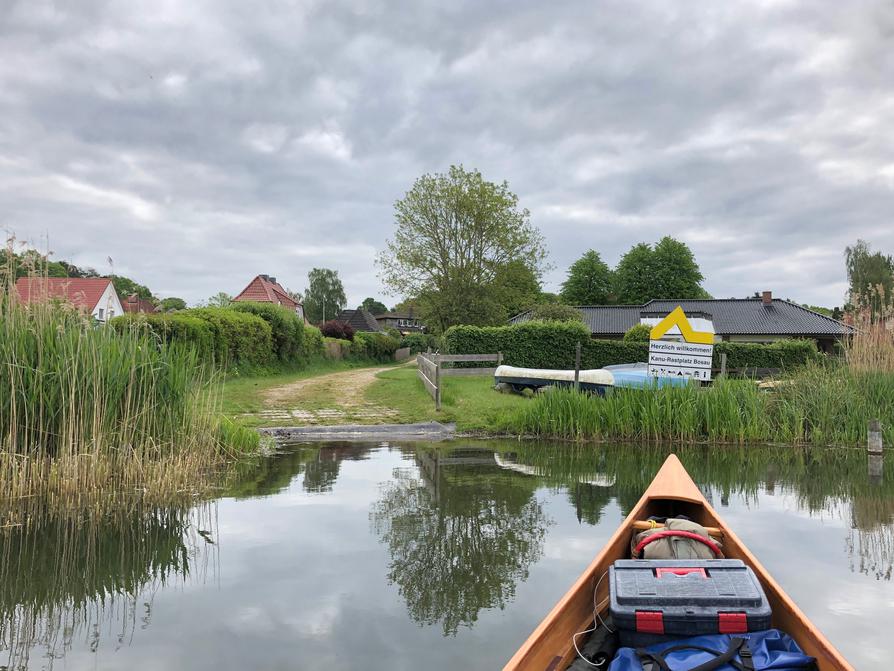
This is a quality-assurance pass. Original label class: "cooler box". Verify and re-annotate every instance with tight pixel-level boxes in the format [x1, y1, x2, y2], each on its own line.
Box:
[609, 559, 771, 646]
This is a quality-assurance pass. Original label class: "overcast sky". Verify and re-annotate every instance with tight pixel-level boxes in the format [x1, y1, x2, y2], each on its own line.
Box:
[2, 1, 893, 307]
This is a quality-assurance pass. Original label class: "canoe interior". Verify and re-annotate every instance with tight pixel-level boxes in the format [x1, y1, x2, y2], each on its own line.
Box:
[503, 455, 853, 671]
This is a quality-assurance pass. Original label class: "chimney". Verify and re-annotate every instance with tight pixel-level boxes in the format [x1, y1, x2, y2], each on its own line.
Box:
[761, 290, 772, 306]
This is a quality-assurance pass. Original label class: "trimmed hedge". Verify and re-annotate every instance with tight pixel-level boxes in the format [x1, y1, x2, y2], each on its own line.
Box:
[110, 314, 215, 361]
[302, 325, 325, 361]
[444, 322, 820, 372]
[185, 308, 273, 368]
[352, 332, 401, 362]
[229, 302, 304, 362]
[399, 332, 442, 354]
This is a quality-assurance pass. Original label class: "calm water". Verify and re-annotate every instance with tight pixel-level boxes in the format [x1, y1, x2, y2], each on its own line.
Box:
[1, 441, 892, 669]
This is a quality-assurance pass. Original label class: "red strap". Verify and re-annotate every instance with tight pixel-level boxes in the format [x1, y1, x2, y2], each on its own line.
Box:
[633, 530, 723, 558]
[718, 612, 748, 633]
[635, 611, 665, 634]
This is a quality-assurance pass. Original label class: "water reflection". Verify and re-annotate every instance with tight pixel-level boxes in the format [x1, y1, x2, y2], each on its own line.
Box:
[0, 505, 214, 669]
[0, 441, 891, 669]
[370, 448, 551, 635]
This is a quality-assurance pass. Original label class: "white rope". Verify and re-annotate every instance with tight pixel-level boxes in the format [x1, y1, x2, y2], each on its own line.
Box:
[571, 570, 615, 666]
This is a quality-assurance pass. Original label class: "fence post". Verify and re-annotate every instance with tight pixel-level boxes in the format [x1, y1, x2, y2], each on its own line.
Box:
[434, 354, 441, 411]
[868, 419, 883, 455]
[720, 352, 727, 378]
[497, 351, 503, 367]
[574, 341, 581, 391]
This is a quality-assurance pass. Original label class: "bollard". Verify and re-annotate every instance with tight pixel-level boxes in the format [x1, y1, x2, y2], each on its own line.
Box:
[574, 342, 581, 391]
[868, 419, 883, 455]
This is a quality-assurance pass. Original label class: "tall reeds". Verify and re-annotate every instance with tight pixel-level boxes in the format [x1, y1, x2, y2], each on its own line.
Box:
[0, 241, 259, 520]
[508, 358, 894, 447]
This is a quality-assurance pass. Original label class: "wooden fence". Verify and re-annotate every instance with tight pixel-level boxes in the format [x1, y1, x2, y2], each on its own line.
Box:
[416, 352, 503, 409]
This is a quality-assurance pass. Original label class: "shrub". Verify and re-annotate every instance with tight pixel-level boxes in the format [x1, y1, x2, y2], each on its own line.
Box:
[320, 320, 355, 341]
[623, 323, 651, 342]
[229, 302, 304, 362]
[111, 313, 215, 361]
[185, 308, 273, 368]
[528, 303, 584, 322]
[302, 325, 325, 361]
[714, 340, 819, 370]
[352, 331, 401, 362]
[400, 332, 441, 354]
[445, 322, 821, 372]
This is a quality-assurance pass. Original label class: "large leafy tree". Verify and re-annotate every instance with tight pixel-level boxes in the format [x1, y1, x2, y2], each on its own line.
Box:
[613, 242, 656, 304]
[377, 165, 548, 333]
[159, 297, 187, 311]
[110, 274, 153, 300]
[845, 240, 894, 319]
[360, 297, 388, 315]
[203, 291, 232, 307]
[490, 261, 542, 321]
[559, 250, 613, 305]
[614, 237, 705, 303]
[303, 267, 347, 323]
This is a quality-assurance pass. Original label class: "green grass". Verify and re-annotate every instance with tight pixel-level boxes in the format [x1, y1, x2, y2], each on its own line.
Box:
[364, 367, 529, 431]
[221, 358, 385, 416]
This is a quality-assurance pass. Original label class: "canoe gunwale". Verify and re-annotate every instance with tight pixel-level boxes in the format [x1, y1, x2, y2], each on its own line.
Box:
[502, 454, 854, 671]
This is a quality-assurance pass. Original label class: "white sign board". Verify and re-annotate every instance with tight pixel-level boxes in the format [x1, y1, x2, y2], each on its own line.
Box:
[648, 340, 713, 381]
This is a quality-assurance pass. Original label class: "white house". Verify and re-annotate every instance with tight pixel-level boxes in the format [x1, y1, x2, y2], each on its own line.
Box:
[15, 277, 124, 323]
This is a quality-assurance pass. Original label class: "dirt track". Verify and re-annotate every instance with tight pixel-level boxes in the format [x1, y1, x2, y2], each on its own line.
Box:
[250, 361, 411, 425]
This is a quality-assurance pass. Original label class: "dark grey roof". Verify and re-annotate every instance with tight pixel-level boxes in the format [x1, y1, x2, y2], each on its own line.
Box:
[335, 308, 382, 332]
[510, 299, 853, 337]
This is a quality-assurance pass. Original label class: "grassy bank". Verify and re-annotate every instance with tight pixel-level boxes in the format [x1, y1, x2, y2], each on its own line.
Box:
[0, 286, 259, 521]
[221, 358, 387, 419]
[365, 367, 528, 431]
[507, 363, 894, 447]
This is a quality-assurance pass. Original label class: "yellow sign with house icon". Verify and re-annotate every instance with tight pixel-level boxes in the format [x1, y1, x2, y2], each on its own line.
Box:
[647, 306, 715, 380]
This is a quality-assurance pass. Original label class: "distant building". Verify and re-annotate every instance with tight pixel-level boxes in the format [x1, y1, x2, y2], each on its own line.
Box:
[334, 308, 383, 332]
[233, 274, 304, 320]
[509, 292, 854, 352]
[15, 277, 123, 323]
[374, 310, 426, 334]
[122, 294, 158, 314]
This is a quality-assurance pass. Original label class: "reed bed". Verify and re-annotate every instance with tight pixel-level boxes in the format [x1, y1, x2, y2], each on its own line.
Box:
[507, 332, 894, 447]
[0, 257, 259, 521]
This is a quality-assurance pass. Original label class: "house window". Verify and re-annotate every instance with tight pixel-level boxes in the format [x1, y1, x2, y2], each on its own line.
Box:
[98, 308, 105, 320]
[108, 309, 115, 318]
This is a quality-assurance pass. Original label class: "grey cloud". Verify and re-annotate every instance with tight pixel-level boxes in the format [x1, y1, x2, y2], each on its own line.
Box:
[1, 0, 892, 306]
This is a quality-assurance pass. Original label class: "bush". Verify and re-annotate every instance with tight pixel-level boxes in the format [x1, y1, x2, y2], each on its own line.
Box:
[623, 324, 651, 342]
[445, 322, 821, 372]
[229, 302, 304, 362]
[302, 325, 325, 361]
[528, 303, 584, 322]
[320, 320, 355, 341]
[352, 331, 401, 362]
[110, 314, 215, 361]
[714, 339, 820, 370]
[400, 332, 441, 354]
[185, 308, 273, 369]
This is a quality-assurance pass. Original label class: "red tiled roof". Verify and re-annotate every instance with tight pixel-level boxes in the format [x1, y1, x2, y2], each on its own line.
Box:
[122, 294, 158, 314]
[15, 277, 114, 312]
[232, 275, 301, 309]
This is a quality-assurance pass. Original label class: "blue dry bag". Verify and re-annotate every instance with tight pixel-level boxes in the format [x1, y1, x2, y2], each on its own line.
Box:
[608, 629, 816, 671]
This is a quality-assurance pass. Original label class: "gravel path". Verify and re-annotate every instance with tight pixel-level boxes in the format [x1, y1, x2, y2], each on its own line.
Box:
[249, 361, 413, 425]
